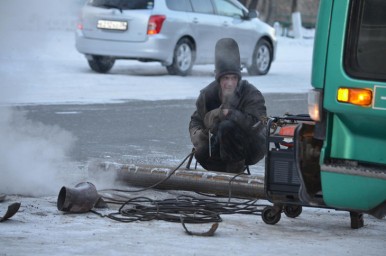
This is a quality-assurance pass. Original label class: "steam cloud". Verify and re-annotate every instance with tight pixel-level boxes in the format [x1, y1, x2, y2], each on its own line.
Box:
[0, 0, 85, 196]
[0, 108, 78, 196]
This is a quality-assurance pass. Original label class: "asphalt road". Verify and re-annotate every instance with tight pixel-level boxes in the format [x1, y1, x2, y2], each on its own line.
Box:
[19, 93, 307, 166]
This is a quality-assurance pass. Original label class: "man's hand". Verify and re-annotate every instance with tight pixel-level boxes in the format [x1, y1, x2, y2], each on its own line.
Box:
[222, 109, 229, 116]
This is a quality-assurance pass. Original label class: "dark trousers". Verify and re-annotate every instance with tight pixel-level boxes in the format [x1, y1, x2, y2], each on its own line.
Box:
[194, 120, 265, 172]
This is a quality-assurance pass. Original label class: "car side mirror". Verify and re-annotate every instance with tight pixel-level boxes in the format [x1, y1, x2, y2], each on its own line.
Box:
[248, 9, 259, 19]
[242, 9, 258, 20]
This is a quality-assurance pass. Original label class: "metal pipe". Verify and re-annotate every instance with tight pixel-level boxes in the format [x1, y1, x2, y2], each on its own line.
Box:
[111, 164, 265, 199]
[57, 182, 100, 213]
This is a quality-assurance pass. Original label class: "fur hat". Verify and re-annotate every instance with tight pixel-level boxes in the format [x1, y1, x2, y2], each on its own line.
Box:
[215, 38, 241, 82]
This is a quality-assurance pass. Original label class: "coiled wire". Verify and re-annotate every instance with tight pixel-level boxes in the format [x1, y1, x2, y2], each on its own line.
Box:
[92, 152, 268, 235]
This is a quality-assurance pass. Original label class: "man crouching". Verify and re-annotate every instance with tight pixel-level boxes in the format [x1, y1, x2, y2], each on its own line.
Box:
[189, 38, 267, 173]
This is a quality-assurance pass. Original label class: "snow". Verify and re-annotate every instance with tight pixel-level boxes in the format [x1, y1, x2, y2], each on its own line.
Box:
[0, 1, 385, 255]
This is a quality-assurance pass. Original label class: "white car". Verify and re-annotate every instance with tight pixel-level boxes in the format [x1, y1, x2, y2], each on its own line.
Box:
[75, 0, 277, 76]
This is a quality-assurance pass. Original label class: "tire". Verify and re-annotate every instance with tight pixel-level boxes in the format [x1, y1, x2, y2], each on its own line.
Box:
[262, 206, 281, 225]
[87, 55, 115, 73]
[283, 205, 302, 218]
[166, 38, 195, 76]
[247, 38, 272, 76]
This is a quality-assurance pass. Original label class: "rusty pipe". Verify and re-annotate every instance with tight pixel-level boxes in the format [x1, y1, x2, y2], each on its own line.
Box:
[110, 164, 265, 199]
[57, 182, 100, 213]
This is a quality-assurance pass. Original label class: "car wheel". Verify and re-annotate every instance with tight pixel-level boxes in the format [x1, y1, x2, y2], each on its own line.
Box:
[247, 39, 272, 76]
[87, 55, 115, 73]
[166, 38, 194, 76]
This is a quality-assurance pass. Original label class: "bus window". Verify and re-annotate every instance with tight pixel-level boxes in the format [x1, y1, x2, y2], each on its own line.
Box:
[344, 0, 386, 81]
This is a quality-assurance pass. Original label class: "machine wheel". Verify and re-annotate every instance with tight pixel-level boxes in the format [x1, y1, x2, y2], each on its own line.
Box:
[247, 38, 272, 76]
[262, 206, 281, 225]
[283, 205, 303, 218]
[87, 55, 115, 73]
[166, 38, 195, 76]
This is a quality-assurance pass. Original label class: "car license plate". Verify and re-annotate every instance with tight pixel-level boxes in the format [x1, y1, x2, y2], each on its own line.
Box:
[97, 20, 128, 31]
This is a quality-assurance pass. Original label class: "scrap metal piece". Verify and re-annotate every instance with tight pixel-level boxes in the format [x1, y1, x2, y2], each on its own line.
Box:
[0, 202, 21, 222]
[57, 182, 100, 213]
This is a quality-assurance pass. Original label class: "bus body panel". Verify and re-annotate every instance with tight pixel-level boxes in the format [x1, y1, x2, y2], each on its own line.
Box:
[311, 0, 386, 213]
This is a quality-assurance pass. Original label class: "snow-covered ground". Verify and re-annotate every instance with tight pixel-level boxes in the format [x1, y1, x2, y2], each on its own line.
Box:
[1, 1, 385, 255]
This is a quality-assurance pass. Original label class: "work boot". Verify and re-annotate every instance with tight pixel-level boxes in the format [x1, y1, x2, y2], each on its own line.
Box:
[225, 160, 246, 173]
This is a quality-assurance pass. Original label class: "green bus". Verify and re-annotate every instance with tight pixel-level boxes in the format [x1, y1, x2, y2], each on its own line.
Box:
[306, 0, 386, 219]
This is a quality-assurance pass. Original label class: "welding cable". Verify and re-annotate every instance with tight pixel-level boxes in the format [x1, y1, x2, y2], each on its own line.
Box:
[105, 196, 222, 224]
[226, 172, 245, 205]
[91, 192, 267, 238]
[97, 194, 265, 223]
[181, 219, 219, 237]
[92, 151, 268, 230]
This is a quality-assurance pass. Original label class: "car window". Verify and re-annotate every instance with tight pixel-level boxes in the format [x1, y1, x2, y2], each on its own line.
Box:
[88, 0, 154, 10]
[166, 0, 193, 12]
[190, 0, 215, 14]
[212, 0, 244, 18]
[344, 0, 386, 81]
